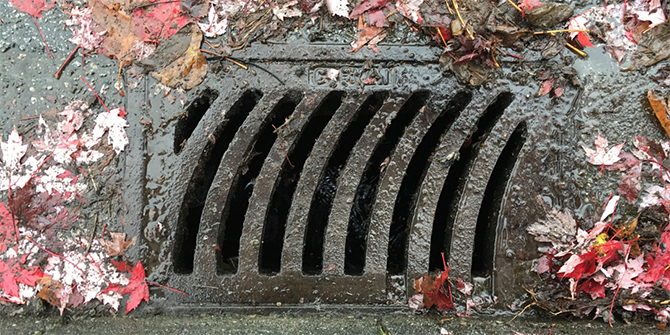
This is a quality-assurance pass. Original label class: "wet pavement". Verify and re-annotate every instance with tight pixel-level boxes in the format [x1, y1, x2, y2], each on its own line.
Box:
[2, 0, 670, 332]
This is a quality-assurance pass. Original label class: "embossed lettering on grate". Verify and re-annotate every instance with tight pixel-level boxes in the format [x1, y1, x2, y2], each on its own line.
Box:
[133, 45, 578, 306]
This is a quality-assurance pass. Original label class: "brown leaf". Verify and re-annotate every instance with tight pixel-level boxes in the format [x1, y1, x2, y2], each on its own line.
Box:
[151, 23, 208, 90]
[90, 0, 143, 68]
[101, 232, 137, 257]
[37, 276, 63, 307]
[349, 15, 385, 53]
[648, 90, 670, 138]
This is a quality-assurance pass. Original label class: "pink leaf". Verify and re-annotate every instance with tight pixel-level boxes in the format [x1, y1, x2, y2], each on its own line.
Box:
[327, 0, 349, 17]
[2, 128, 28, 170]
[581, 132, 624, 167]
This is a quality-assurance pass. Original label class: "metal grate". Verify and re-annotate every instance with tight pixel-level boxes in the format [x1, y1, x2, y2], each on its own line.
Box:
[124, 44, 579, 306]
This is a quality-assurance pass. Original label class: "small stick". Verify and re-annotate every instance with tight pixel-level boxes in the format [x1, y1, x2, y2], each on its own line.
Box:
[26, 236, 84, 272]
[31, 16, 53, 59]
[80, 76, 110, 112]
[444, 0, 454, 14]
[506, 0, 523, 14]
[203, 39, 220, 49]
[386, 1, 407, 18]
[437, 27, 448, 48]
[452, 0, 474, 39]
[225, 57, 248, 70]
[85, 214, 98, 255]
[55, 45, 80, 79]
[88, 167, 97, 191]
[101, 223, 107, 238]
[534, 29, 588, 35]
[200, 48, 221, 56]
[565, 43, 587, 57]
[19, 115, 41, 121]
[272, 124, 294, 168]
[117, 66, 125, 97]
[147, 280, 189, 296]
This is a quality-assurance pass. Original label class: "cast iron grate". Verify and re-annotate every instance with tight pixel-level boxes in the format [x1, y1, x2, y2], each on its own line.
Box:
[129, 44, 579, 306]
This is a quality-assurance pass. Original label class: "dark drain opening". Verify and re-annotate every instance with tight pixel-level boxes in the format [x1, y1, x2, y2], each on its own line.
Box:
[471, 121, 527, 277]
[172, 89, 262, 274]
[217, 91, 304, 274]
[386, 91, 472, 275]
[429, 92, 515, 271]
[259, 92, 346, 274]
[174, 88, 220, 154]
[303, 91, 388, 275]
[345, 91, 431, 275]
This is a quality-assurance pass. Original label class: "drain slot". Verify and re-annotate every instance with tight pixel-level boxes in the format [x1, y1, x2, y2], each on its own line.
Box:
[173, 88, 220, 154]
[471, 121, 527, 277]
[302, 91, 388, 275]
[259, 91, 346, 274]
[344, 91, 431, 275]
[429, 92, 514, 271]
[386, 91, 472, 275]
[217, 91, 304, 273]
[172, 90, 262, 274]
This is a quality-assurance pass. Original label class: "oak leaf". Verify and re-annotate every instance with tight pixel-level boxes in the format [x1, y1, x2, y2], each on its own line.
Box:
[101, 232, 137, 257]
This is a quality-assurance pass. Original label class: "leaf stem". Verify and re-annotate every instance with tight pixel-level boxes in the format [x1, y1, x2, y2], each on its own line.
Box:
[31, 15, 53, 59]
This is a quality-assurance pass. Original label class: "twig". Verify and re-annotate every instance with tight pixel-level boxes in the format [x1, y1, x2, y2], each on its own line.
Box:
[19, 115, 41, 121]
[54, 46, 80, 79]
[224, 57, 248, 70]
[200, 48, 221, 56]
[203, 39, 220, 49]
[452, 0, 474, 39]
[565, 43, 587, 57]
[147, 280, 189, 296]
[437, 28, 448, 48]
[386, 1, 407, 18]
[88, 167, 97, 191]
[506, 0, 523, 14]
[80, 76, 110, 113]
[26, 236, 84, 272]
[31, 16, 53, 59]
[85, 214, 98, 255]
[534, 29, 588, 35]
[444, 0, 454, 14]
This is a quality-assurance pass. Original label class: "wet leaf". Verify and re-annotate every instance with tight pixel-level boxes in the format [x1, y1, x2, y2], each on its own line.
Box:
[327, 0, 349, 17]
[131, 0, 189, 42]
[101, 232, 137, 257]
[349, 0, 388, 18]
[90, 1, 145, 67]
[181, 0, 209, 17]
[8, 0, 54, 18]
[581, 132, 624, 167]
[151, 23, 208, 90]
[518, 0, 541, 12]
[198, 2, 228, 37]
[527, 195, 577, 249]
[538, 79, 553, 95]
[647, 90, 670, 138]
[525, 4, 573, 29]
[1, 128, 28, 171]
[349, 16, 385, 52]
[37, 276, 64, 307]
[619, 165, 642, 203]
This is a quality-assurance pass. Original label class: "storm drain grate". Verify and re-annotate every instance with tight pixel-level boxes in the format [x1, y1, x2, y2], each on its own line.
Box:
[128, 44, 579, 306]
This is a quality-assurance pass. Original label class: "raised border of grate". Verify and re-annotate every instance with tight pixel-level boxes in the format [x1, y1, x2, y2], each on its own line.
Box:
[122, 44, 580, 307]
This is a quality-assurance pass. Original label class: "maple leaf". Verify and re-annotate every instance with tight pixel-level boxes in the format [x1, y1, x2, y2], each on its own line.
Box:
[640, 185, 670, 209]
[90, 108, 129, 155]
[65, 7, 106, 51]
[101, 232, 137, 257]
[581, 133, 624, 171]
[103, 261, 149, 314]
[577, 277, 606, 299]
[273, 0, 303, 21]
[557, 249, 598, 280]
[131, 0, 189, 42]
[8, 0, 54, 18]
[90, 1, 146, 68]
[350, 16, 385, 52]
[327, 0, 350, 17]
[619, 165, 642, 203]
[0, 257, 44, 301]
[199, 2, 228, 37]
[527, 196, 577, 250]
[2, 128, 28, 171]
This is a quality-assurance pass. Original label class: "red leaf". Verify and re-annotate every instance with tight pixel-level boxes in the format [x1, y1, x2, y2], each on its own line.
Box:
[576, 32, 594, 48]
[596, 240, 624, 265]
[625, 31, 638, 44]
[454, 52, 480, 66]
[125, 261, 149, 314]
[0, 258, 44, 299]
[367, 10, 386, 27]
[131, 1, 189, 41]
[539, 79, 554, 96]
[112, 260, 132, 272]
[553, 85, 565, 98]
[558, 250, 597, 280]
[577, 278, 606, 299]
[349, 0, 389, 18]
[8, 0, 55, 18]
[618, 165, 642, 203]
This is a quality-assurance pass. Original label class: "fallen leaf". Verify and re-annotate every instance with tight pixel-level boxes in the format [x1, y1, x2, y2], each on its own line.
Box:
[527, 195, 577, 249]
[518, 0, 541, 12]
[327, 0, 349, 17]
[1, 128, 28, 171]
[90, 107, 129, 155]
[8, 0, 54, 18]
[199, 2, 228, 37]
[350, 15, 385, 52]
[648, 90, 670, 138]
[131, 0, 189, 42]
[151, 23, 208, 90]
[581, 132, 624, 168]
[349, 0, 388, 18]
[273, 0, 303, 21]
[65, 7, 106, 51]
[538, 78, 554, 95]
[395, 0, 423, 24]
[125, 261, 149, 314]
[90, 1, 145, 68]
[37, 275, 64, 307]
[101, 232, 137, 257]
